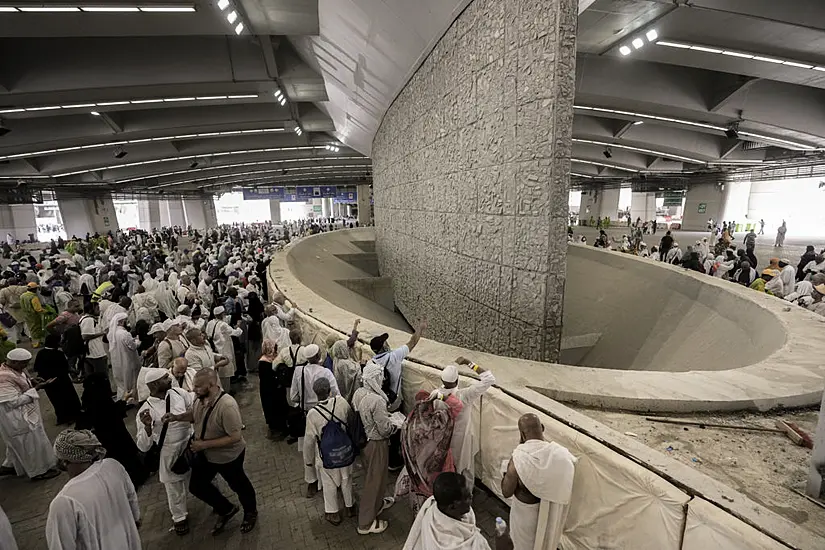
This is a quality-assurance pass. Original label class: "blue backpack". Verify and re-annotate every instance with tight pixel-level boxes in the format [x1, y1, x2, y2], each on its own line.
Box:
[314, 398, 356, 469]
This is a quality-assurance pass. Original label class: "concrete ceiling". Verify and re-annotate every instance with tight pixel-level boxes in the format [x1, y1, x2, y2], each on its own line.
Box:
[2, 0, 825, 196]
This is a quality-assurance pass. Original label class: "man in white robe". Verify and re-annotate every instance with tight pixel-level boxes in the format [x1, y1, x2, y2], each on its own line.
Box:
[0, 504, 18, 550]
[403, 471, 491, 550]
[261, 304, 291, 352]
[433, 359, 495, 480]
[129, 285, 159, 327]
[108, 312, 140, 403]
[205, 306, 242, 388]
[501, 413, 576, 550]
[197, 276, 213, 311]
[0, 348, 59, 480]
[303, 377, 355, 525]
[46, 429, 141, 550]
[136, 370, 195, 534]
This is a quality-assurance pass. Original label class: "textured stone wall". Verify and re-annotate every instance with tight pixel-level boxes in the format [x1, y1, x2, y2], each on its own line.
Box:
[372, 0, 577, 361]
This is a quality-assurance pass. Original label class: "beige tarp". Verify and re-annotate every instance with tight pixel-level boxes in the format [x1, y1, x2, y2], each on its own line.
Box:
[682, 497, 789, 550]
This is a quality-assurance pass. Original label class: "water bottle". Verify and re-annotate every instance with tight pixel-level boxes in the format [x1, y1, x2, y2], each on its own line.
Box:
[495, 517, 507, 536]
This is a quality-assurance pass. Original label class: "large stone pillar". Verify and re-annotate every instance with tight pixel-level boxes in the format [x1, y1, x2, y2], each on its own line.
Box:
[372, 0, 577, 362]
[160, 198, 186, 228]
[57, 192, 120, 237]
[630, 192, 656, 224]
[356, 184, 371, 226]
[269, 199, 281, 224]
[682, 182, 726, 231]
[137, 199, 161, 231]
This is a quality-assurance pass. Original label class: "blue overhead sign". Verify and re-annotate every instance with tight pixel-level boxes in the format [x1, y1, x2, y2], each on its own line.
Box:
[243, 186, 357, 203]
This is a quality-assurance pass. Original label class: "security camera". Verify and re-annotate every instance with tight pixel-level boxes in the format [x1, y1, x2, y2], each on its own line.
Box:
[0, 122, 8, 137]
[114, 146, 127, 159]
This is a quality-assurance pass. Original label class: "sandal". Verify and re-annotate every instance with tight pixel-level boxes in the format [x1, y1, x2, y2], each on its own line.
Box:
[31, 469, 60, 481]
[325, 512, 342, 526]
[378, 497, 395, 514]
[346, 505, 356, 518]
[174, 519, 189, 536]
[240, 511, 257, 533]
[357, 519, 388, 535]
[211, 505, 239, 536]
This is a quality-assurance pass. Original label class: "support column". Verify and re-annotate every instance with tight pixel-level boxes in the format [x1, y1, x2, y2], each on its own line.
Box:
[356, 184, 371, 226]
[577, 189, 619, 225]
[630, 192, 656, 224]
[203, 196, 217, 228]
[160, 198, 186, 228]
[682, 182, 726, 231]
[182, 198, 206, 229]
[0, 205, 37, 243]
[137, 199, 161, 231]
[57, 192, 120, 238]
[269, 199, 281, 224]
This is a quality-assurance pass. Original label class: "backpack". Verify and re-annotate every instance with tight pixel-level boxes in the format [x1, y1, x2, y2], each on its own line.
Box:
[314, 398, 356, 469]
[370, 353, 398, 404]
[62, 322, 86, 357]
[348, 407, 368, 454]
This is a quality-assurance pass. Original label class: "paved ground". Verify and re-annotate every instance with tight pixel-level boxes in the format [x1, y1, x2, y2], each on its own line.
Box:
[572, 226, 822, 273]
[0, 369, 508, 549]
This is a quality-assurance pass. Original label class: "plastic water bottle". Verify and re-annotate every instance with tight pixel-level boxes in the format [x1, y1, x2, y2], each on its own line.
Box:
[495, 517, 507, 536]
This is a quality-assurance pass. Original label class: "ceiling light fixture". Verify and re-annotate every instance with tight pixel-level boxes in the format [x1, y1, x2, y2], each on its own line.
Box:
[632, 38, 644, 50]
[619, 46, 631, 56]
[18, 6, 80, 11]
[645, 29, 658, 42]
[0, 7, 18, 11]
[226, 9, 236, 23]
[571, 172, 594, 179]
[274, 89, 283, 99]
[618, 28, 658, 56]
[217, 0, 228, 9]
[0, 94, 262, 115]
[294, 126, 302, 136]
[138, 6, 195, 12]
[573, 105, 816, 150]
[81, 6, 140, 11]
[633, 121, 643, 125]
[90, 111, 100, 116]
[572, 158, 638, 173]
[656, 40, 824, 73]
[234, 22, 243, 34]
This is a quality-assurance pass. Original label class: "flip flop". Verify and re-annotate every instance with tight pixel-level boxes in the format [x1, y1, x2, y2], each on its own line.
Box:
[211, 505, 239, 536]
[240, 511, 257, 533]
[357, 519, 388, 535]
[174, 519, 189, 536]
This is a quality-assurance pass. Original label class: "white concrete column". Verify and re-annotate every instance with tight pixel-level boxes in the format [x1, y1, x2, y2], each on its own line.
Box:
[137, 199, 161, 231]
[357, 184, 371, 226]
[0, 205, 37, 243]
[630, 192, 656, 224]
[182, 198, 207, 229]
[203, 197, 217, 228]
[160, 198, 186, 228]
[269, 199, 281, 224]
[682, 183, 726, 231]
[808, 390, 825, 499]
[57, 192, 120, 237]
[596, 188, 620, 220]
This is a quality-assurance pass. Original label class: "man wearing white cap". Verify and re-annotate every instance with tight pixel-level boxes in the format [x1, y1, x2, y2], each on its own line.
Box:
[136, 369, 195, 535]
[0, 347, 60, 480]
[205, 306, 241, 389]
[434, 357, 495, 481]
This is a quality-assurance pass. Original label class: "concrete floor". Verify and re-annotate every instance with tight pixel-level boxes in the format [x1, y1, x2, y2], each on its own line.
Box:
[572, 225, 821, 273]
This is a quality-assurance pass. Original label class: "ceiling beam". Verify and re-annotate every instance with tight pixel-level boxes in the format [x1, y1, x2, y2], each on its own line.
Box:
[21, 158, 39, 172]
[98, 112, 123, 134]
[260, 35, 281, 79]
[613, 121, 635, 139]
[720, 138, 742, 158]
[708, 77, 761, 113]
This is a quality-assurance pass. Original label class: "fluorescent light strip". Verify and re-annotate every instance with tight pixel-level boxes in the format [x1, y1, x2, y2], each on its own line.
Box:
[657, 40, 824, 75]
[573, 138, 705, 163]
[0, 127, 286, 162]
[573, 105, 816, 150]
[155, 166, 371, 190]
[0, 7, 18, 11]
[50, 146, 327, 178]
[115, 156, 366, 183]
[18, 6, 79, 11]
[136, 162, 370, 186]
[572, 158, 638, 172]
[81, 6, 140, 12]
[138, 6, 195, 12]
[571, 172, 594, 179]
[0, 93, 261, 114]
[198, 170, 372, 190]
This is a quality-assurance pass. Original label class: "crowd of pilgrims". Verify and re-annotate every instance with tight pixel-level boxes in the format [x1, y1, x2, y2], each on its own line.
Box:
[0, 220, 577, 550]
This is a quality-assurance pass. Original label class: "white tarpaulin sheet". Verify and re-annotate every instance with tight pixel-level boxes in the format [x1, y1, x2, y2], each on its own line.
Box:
[399, 361, 689, 550]
[682, 497, 789, 550]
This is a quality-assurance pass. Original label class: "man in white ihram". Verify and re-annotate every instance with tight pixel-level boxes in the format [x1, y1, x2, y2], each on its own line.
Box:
[46, 429, 141, 550]
[501, 413, 576, 550]
[433, 357, 496, 480]
[0, 347, 60, 480]
[136, 369, 195, 535]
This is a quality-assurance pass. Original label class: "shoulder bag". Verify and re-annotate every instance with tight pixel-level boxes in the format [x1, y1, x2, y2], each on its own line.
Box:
[143, 395, 170, 473]
[171, 391, 224, 475]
